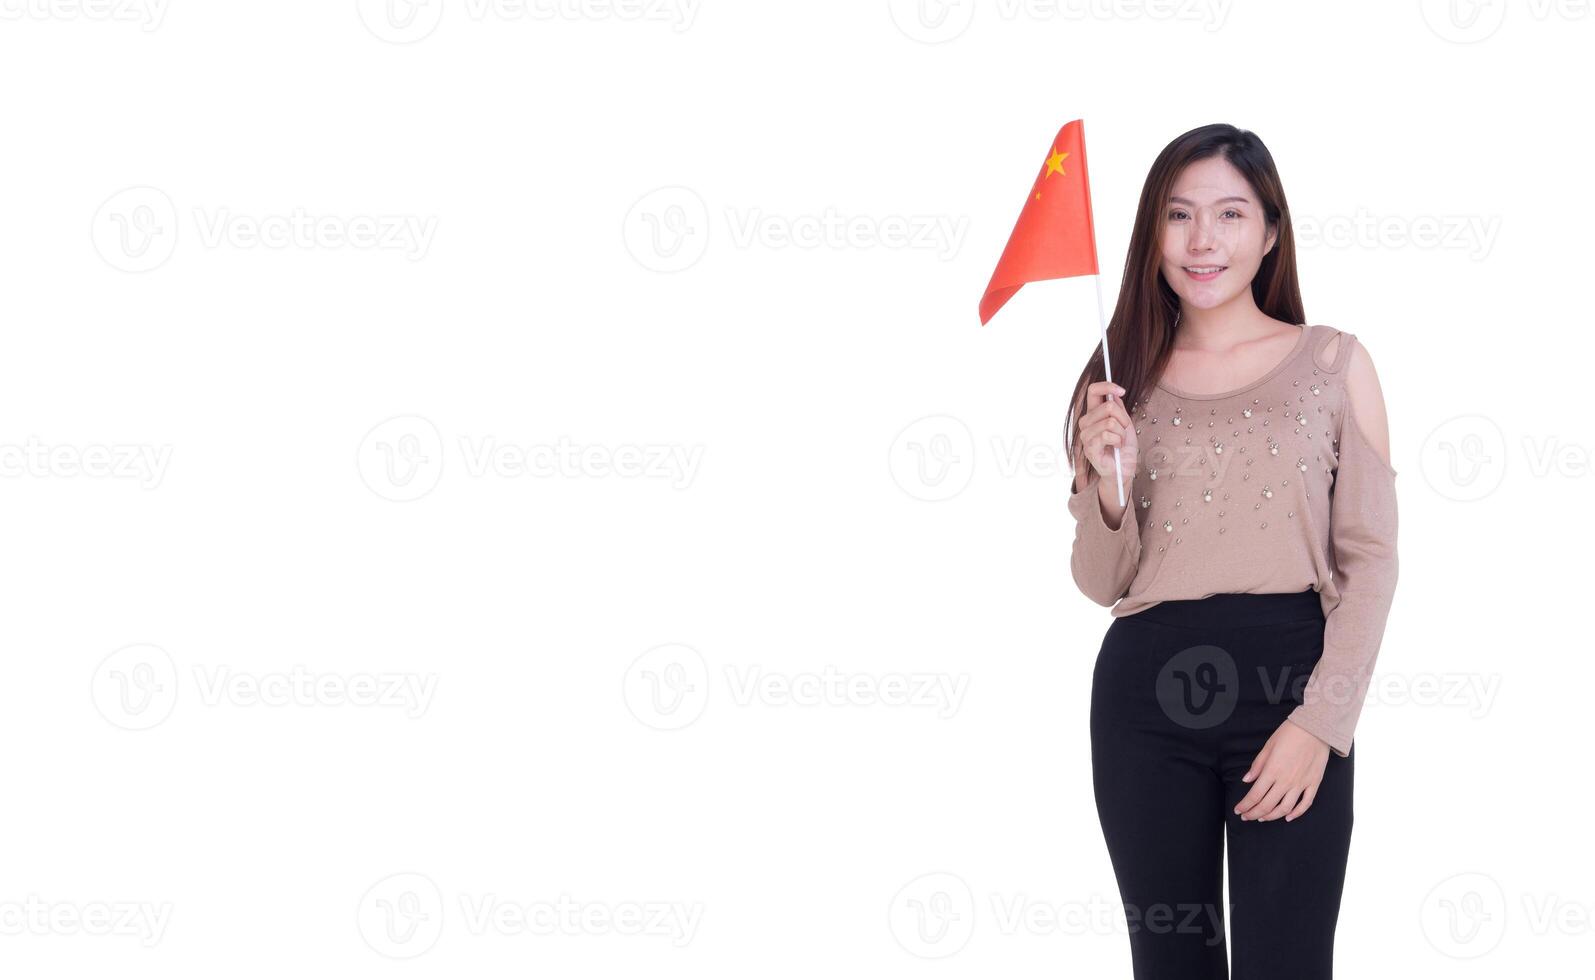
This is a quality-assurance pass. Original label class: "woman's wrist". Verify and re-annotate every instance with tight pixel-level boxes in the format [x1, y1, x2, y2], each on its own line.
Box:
[1095, 473, 1131, 529]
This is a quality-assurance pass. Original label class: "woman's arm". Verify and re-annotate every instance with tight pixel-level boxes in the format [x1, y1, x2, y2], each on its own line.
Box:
[1286, 336, 1400, 756]
[1067, 385, 1142, 606]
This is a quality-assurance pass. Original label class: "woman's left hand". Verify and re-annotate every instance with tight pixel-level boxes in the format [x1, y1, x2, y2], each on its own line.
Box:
[1233, 720, 1331, 822]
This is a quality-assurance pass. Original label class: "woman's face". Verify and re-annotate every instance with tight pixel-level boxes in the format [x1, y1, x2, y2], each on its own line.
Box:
[1158, 155, 1277, 313]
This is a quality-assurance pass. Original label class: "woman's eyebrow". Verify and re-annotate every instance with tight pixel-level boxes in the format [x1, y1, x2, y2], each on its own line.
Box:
[1169, 195, 1251, 206]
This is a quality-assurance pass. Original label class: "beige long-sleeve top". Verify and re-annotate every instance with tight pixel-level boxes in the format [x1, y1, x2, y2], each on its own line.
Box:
[1069, 324, 1399, 756]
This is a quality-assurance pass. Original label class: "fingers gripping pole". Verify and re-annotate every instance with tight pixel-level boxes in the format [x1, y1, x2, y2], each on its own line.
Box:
[1093, 274, 1125, 508]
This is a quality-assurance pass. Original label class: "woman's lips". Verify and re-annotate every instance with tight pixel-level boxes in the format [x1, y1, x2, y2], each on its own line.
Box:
[1183, 265, 1227, 282]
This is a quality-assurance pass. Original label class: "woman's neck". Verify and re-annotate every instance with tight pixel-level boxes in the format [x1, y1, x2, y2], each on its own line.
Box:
[1175, 295, 1279, 351]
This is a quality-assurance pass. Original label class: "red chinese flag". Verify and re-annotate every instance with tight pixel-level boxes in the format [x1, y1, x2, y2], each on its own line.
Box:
[979, 118, 1100, 326]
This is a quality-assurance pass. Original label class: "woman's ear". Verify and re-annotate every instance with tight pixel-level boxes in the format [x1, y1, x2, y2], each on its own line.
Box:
[1264, 222, 1278, 255]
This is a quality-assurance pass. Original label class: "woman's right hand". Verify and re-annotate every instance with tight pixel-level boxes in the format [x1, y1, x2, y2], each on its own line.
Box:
[1076, 381, 1139, 498]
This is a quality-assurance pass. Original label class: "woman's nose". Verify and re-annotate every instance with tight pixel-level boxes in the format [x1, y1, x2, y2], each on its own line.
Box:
[1188, 210, 1217, 250]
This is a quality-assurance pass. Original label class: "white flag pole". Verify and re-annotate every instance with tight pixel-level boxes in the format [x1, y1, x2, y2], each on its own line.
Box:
[1092, 272, 1126, 508]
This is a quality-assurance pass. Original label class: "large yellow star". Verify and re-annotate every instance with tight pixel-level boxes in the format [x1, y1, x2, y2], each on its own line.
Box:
[1044, 149, 1069, 178]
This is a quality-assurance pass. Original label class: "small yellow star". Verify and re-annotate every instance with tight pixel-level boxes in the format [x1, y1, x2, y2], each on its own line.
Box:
[1044, 149, 1069, 178]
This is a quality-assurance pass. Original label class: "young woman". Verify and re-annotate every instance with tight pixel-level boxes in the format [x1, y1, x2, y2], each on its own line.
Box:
[1065, 124, 1399, 979]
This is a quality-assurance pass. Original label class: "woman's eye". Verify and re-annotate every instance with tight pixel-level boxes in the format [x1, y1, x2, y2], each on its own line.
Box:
[1168, 210, 1188, 220]
[1222, 209, 1241, 219]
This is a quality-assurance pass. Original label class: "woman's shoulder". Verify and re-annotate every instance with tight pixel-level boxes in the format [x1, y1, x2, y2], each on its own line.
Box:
[1307, 323, 1379, 376]
[1312, 325, 1393, 469]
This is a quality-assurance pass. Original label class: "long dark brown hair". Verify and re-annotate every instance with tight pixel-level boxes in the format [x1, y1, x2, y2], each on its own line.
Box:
[1064, 123, 1305, 473]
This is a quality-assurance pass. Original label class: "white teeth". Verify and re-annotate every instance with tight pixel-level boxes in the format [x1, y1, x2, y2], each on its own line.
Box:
[1186, 266, 1224, 273]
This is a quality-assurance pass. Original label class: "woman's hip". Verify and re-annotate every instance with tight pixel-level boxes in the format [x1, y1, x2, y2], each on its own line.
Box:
[1090, 588, 1326, 738]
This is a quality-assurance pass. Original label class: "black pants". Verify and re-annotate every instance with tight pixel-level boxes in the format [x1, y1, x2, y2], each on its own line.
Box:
[1089, 588, 1354, 979]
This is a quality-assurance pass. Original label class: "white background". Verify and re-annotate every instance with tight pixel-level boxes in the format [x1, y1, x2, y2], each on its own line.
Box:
[3, 0, 1590, 976]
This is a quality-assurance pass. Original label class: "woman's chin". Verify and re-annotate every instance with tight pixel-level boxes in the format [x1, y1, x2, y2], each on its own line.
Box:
[1167, 281, 1246, 311]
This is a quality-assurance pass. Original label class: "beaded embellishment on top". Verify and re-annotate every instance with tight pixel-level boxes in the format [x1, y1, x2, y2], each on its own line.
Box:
[1130, 324, 1347, 541]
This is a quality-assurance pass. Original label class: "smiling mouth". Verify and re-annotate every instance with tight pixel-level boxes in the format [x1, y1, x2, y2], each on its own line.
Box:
[1183, 265, 1227, 279]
